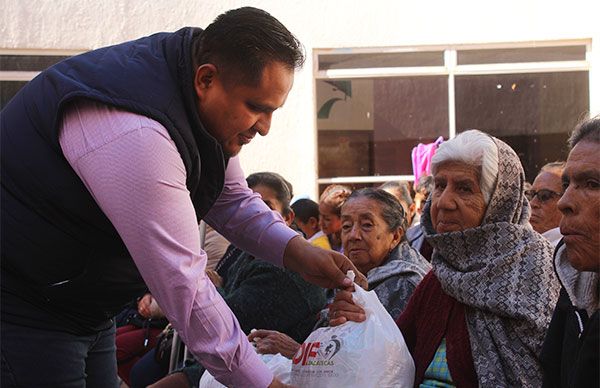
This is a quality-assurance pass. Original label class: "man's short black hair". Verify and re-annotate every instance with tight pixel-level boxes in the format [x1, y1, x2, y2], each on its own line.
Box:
[291, 198, 320, 223]
[193, 7, 305, 86]
[569, 114, 600, 148]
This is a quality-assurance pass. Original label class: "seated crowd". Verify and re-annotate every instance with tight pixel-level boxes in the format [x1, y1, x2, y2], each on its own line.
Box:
[115, 116, 599, 388]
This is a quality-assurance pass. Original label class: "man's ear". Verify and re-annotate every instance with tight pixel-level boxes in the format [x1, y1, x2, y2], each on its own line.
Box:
[284, 209, 295, 227]
[391, 227, 404, 251]
[194, 64, 218, 99]
[408, 203, 416, 222]
[308, 216, 319, 230]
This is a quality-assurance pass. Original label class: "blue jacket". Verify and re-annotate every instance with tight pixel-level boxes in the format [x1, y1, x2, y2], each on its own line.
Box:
[1, 27, 226, 334]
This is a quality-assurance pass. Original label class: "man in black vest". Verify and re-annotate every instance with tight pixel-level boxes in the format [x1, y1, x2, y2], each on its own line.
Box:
[0, 7, 365, 388]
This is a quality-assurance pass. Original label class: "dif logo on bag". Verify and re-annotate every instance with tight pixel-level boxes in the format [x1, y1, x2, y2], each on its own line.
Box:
[292, 335, 342, 366]
[291, 281, 415, 387]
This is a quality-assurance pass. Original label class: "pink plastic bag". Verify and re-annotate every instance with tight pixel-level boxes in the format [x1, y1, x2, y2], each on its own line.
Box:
[411, 136, 444, 184]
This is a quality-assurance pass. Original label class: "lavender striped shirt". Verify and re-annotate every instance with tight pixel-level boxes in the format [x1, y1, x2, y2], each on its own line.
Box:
[59, 99, 298, 387]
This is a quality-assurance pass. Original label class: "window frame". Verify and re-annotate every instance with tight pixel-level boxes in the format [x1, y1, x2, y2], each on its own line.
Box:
[314, 39, 591, 186]
[0, 49, 86, 110]
[0, 49, 85, 81]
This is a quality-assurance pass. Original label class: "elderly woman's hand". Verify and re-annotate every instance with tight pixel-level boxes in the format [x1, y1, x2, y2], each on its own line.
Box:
[328, 289, 366, 326]
[248, 330, 301, 359]
[267, 377, 294, 388]
[137, 293, 164, 318]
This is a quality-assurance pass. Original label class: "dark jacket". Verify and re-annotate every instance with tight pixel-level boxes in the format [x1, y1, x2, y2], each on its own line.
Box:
[216, 245, 326, 343]
[541, 288, 599, 387]
[1, 27, 226, 334]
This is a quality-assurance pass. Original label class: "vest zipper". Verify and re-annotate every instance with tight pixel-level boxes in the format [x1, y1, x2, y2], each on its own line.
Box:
[574, 310, 584, 338]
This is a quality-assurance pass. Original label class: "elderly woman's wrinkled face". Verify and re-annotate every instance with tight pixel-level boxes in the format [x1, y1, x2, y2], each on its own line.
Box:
[431, 162, 487, 233]
[341, 197, 402, 274]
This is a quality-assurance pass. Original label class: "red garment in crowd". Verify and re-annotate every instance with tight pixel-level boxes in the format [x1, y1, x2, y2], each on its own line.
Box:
[396, 271, 478, 388]
[116, 324, 163, 386]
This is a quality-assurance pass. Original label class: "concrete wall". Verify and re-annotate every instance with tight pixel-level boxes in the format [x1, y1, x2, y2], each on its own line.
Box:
[3, 0, 599, 199]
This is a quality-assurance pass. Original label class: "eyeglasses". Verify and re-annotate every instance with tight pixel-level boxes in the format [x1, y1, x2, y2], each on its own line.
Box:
[525, 189, 562, 202]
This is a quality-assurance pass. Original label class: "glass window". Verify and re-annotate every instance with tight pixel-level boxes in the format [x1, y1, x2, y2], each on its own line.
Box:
[455, 71, 589, 180]
[317, 76, 449, 178]
[457, 45, 586, 65]
[315, 41, 590, 192]
[0, 81, 28, 109]
[0, 55, 70, 71]
[0, 54, 74, 109]
[318, 51, 444, 70]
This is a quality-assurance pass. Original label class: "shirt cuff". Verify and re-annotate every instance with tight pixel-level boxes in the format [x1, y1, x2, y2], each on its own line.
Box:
[219, 350, 274, 388]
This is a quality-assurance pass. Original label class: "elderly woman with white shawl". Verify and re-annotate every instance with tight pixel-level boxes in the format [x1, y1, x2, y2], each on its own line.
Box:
[330, 129, 560, 387]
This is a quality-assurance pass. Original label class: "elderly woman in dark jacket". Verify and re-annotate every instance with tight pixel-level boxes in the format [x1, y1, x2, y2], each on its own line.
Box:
[249, 188, 431, 358]
[340, 188, 431, 319]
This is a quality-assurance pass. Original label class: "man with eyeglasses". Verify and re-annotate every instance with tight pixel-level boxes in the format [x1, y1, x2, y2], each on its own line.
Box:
[526, 162, 565, 246]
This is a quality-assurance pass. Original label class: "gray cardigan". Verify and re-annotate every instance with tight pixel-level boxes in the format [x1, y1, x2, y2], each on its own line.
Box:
[367, 241, 432, 320]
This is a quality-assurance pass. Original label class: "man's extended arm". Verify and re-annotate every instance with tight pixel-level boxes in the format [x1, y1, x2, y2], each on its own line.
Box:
[205, 158, 367, 290]
[59, 99, 273, 387]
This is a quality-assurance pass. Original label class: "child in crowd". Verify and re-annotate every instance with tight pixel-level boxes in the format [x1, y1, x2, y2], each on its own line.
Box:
[292, 198, 331, 250]
[318, 184, 352, 252]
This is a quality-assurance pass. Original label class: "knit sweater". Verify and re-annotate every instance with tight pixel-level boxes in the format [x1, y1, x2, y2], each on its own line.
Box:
[217, 245, 326, 343]
[397, 272, 478, 388]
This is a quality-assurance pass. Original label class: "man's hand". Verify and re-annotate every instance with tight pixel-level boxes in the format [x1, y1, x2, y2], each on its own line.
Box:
[248, 329, 301, 359]
[328, 289, 366, 327]
[282, 236, 368, 290]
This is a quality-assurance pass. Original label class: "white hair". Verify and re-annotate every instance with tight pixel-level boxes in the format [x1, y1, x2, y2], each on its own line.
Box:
[431, 130, 499, 204]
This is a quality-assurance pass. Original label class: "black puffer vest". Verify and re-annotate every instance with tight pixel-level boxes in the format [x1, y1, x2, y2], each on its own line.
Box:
[1, 28, 226, 333]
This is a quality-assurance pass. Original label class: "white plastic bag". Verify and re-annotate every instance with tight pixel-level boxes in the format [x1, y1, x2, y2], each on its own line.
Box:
[199, 353, 292, 388]
[290, 283, 415, 388]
